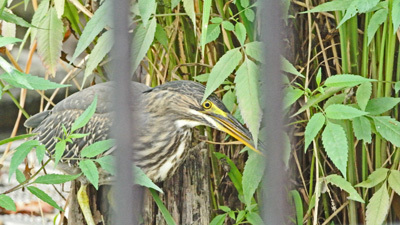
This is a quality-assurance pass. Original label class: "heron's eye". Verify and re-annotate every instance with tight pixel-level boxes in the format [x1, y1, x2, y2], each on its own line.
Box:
[203, 100, 212, 109]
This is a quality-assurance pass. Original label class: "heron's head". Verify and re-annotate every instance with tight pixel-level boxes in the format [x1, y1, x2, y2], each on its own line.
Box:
[145, 80, 258, 153]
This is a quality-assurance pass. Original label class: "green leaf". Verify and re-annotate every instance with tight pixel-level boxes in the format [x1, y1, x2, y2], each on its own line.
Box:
[235, 58, 261, 145]
[36, 7, 63, 76]
[171, 0, 180, 9]
[95, 155, 115, 175]
[0, 36, 21, 47]
[365, 97, 400, 115]
[323, 93, 346, 109]
[324, 74, 375, 88]
[149, 189, 176, 225]
[84, 30, 113, 83]
[237, 210, 246, 222]
[356, 168, 389, 188]
[70, 0, 112, 63]
[205, 23, 221, 44]
[325, 174, 364, 203]
[210, 17, 223, 24]
[322, 122, 348, 179]
[133, 165, 163, 193]
[294, 87, 343, 117]
[30, 0, 50, 45]
[290, 190, 304, 224]
[54, 0, 64, 18]
[222, 21, 234, 31]
[200, 0, 212, 54]
[15, 170, 26, 183]
[304, 0, 352, 13]
[244, 41, 263, 62]
[0, 72, 70, 90]
[9, 140, 39, 179]
[210, 214, 227, 225]
[365, 183, 389, 225]
[393, 0, 400, 33]
[0, 10, 32, 28]
[155, 24, 168, 49]
[0, 194, 16, 211]
[0, 133, 36, 146]
[132, 17, 157, 73]
[71, 96, 97, 132]
[372, 116, 400, 146]
[246, 212, 264, 225]
[367, 9, 388, 45]
[352, 116, 372, 143]
[79, 160, 99, 189]
[388, 170, 400, 196]
[27, 186, 63, 211]
[325, 104, 369, 120]
[240, 0, 249, 7]
[214, 152, 243, 196]
[244, 8, 255, 22]
[283, 87, 303, 109]
[182, 0, 196, 34]
[219, 205, 231, 212]
[34, 173, 81, 184]
[304, 113, 325, 152]
[193, 73, 209, 82]
[54, 140, 66, 166]
[81, 139, 115, 158]
[202, 48, 242, 102]
[356, 82, 372, 111]
[235, 23, 246, 45]
[138, 0, 156, 27]
[281, 56, 305, 78]
[316, 68, 322, 86]
[222, 90, 236, 112]
[35, 144, 46, 163]
[242, 150, 265, 205]
[395, 81, 400, 94]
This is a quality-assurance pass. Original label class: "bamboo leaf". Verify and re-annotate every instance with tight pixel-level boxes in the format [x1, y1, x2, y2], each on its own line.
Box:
[200, 0, 212, 54]
[304, 112, 325, 152]
[132, 17, 157, 72]
[71, 96, 97, 132]
[0, 36, 21, 47]
[235, 58, 261, 145]
[0, 71, 70, 90]
[322, 122, 348, 179]
[324, 74, 375, 88]
[372, 116, 400, 146]
[79, 160, 99, 189]
[36, 7, 63, 76]
[356, 82, 372, 111]
[242, 150, 265, 205]
[365, 97, 400, 115]
[325, 174, 364, 203]
[27, 186, 63, 211]
[367, 8, 388, 45]
[202, 48, 242, 102]
[34, 173, 81, 184]
[0, 10, 32, 28]
[366, 183, 390, 225]
[325, 104, 369, 120]
[352, 116, 372, 143]
[388, 170, 400, 196]
[356, 168, 389, 188]
[138, 0, 155, 27]
[81, 139, 115, 158]
[9, 140, 39, 179]
[304, 0, 353, 13]
[0, 133, 36, 146]
[0, 194, 16, 211]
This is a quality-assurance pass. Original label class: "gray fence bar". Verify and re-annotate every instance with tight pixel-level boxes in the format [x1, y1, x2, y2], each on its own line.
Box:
[260, 0, 288, 224]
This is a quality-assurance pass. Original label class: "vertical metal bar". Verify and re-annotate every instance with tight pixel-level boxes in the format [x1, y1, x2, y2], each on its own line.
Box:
[111, 0, 141, 224]
[260, 0, 288, 224]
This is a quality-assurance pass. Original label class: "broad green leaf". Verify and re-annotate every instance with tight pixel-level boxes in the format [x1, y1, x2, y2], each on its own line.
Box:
[202, 48, 242, 102]
[365, 97, 400, 115]
[294, 87, 343, 117]
[54, 0, 64, 18]
[133, 165, 163, 193]
[304, 0, 352, 13]
[95, 155, 115, 175]
[290, 190, 304, 224]
[210, 17, 223, 24]
[132, 17, 157, 73]
[30, 0, 50, 45]
[171, 0, 180, 9]
[356, 168, 389, 188]
[356, 82, 372, 111]
[242, 150, 265, 205]
[9, 140, 39, 179]
[81, 139, 115, 158]
[54, 140, 66, 166]
[324, 74, 375, 88]
[316, 68, 322, 86]
[235, 58, 261, 145]
[235, 23, 246, 45]
[367, 9, 388, 45]
[0, 10, 32, 28]
[246, 212, 264, 225]
[281, 56, 305, 78]
[148, 189, 176, 225]
[0, 194, 16, 211]
[352, 116, 372, 143]
[193, 73, 209, 82]
[366, 183, 389, 225]
[35, 144, 46, 163]
[71, 96, 97, 132]
[0, 72, 70, 90]
[0, 133, 36, 146]
[84, 30, 113, 84]
[388, 170, 400, 196]
[64, 1, 80, 36]
[182, 0, 196, 34]
[27, 186, 63, 211]
[210, 214, 227, 225]
[283, 87, 303, 109]
[338, 0, 380, 28]
[222, 90, 236, 112]
[240, 0, 249, 7]
[155, 24, 168, 49]
[237, 211, 246, 222]
[205, 23, 221, 44]
[222, 21, 234, 31]
[325, 174, 364, 203]
[138, 0, 156, 27]
[34, 173, 81, 184]
[393, 0, 400, 33]
[372, 116, 400, 146]
[219, 206, 231, 212]
[395, 81, 400, 94]
[0, 36, 21, 47]
[244, 41, 262, 62]
[200, 0, 212, 54]
[325, 104, 368, 120]
[15, 170, 26, 183]
[304, 113, 325, 152]
[322, 122, 348, 179]
[79, 160, 99, 189]
[70, 0, 112, 63]
[37, 7, 63, 76]
[244, 8, 255, 22]
[323, 93, 346, 109]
